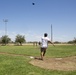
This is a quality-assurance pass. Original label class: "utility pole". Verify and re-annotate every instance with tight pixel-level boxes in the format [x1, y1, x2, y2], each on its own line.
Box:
[51, 24, 53, 42]
[3, 19, 8, 45]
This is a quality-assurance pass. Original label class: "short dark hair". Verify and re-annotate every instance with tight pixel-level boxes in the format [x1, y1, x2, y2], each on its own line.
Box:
[44, 33, 48, 37]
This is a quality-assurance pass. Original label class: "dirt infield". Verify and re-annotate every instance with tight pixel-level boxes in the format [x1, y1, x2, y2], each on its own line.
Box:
[30, 56, 76, 71]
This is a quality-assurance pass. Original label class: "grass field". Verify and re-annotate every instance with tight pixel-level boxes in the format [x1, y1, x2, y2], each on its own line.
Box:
[0, 45, 76, 75]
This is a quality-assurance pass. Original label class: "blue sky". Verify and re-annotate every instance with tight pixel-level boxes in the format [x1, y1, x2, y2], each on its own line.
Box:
[0, 0, 76, 42]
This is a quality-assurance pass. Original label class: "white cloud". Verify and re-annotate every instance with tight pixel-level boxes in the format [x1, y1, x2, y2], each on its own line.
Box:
[53, 34, 73, 42]
[25, 33, 41, 42]
[4, 30, 41, 42]
[0, 30, 5, 35]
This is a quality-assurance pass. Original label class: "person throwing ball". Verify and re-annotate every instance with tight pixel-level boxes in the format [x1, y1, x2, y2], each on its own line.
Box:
[40, 33, 55, 60]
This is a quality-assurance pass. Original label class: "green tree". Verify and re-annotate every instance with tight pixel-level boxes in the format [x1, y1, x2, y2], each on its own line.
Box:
[0, 37, 1, 45]
[15, 34, 26, 45]
[73, 37, 76, 44]
[68, 41, 73, 44]
[68, 37, 76, 44]
[1, 35, 11, 45]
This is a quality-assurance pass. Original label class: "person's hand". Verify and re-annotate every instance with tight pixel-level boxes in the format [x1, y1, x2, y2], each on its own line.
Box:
[53, 44, 55, 47]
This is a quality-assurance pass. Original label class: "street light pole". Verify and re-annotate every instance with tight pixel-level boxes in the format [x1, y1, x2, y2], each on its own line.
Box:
[51, 24, 53, 42]
[3, 19, 8, 45]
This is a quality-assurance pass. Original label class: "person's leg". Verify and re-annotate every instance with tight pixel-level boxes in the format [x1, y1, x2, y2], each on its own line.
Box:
[41, 52, 44, 60]
[43, 48, 46, 56]
[40, 48, 46, 60]
[40, 48, 44, 60]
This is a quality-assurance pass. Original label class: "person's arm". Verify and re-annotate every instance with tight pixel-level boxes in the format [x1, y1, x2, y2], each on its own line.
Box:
[48, 41, 55, 47]
[47, 37, 55, 47]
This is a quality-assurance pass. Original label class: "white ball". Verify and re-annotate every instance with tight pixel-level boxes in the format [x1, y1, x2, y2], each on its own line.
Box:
[30, 56, 34, 59]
